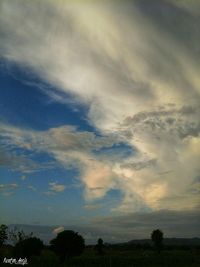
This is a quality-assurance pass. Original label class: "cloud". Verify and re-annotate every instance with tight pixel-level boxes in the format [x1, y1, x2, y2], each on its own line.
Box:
[84, 204, 101, 211]
[43, 191, 56, 196]
[0, 183, 18, 189]
[0, 183, 19, 197]
[2, 191, 14, 197]
[167, 0, 200, 15]
[53, 226, 65, 234]
[49, 182, 66, 193]
[10, 209, 200, 243]
[91, 209, 200, 240]
[0, 123, 121, 202]
[1, 120, 199, 213]
[0, 0, 199, 213]
[0, 143, 56, 175]
[44, 182, 66, 195]
[122, 105, 200, 140]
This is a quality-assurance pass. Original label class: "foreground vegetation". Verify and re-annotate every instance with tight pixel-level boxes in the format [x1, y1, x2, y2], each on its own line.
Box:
[1, 225, 199, 266]
[1, 245, 200, 267]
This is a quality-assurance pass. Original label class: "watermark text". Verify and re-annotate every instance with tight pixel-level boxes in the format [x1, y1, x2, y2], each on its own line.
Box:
[3, 257, 28, 265]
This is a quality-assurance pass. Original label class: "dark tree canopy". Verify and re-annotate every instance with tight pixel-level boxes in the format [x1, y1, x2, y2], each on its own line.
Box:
[0, 224, 8, 247]
[14, 237, 44, 259]
[151, 229, 164, 253]
[50, 230, 85, 263]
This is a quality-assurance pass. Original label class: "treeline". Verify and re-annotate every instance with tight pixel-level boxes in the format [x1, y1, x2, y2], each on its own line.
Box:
[106, 242, 200, 251]
[0, 224, 199, 265]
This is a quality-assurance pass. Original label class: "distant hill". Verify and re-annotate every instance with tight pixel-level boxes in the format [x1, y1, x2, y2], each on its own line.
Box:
[8, 224, 200, 246]
[127, 238, 200, 246]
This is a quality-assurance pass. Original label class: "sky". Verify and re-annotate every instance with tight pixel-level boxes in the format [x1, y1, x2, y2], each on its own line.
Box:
[0, 0, 200, 244]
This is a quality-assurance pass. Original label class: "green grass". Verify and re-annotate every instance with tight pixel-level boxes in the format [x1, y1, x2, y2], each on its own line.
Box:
[1, 247, 199, 267]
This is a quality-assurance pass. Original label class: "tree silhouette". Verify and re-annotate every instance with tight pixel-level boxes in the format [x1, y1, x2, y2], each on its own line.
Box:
[95, 238, 104, 255]
[151, 229, 163, 253]
[14, 237, 44, 259]
[0, 224, 8, 247]
[9, 226, 33, 245]
[50, 230, 85, 263]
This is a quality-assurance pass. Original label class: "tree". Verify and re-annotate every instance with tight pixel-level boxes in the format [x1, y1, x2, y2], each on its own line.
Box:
[9, 226, 33, 245]
[50, 230, 85, 263]
[151, 229, 163, 253]
[0, 224, 8, 247]
[14, 237, 44, 259]
[95, 238, 104, 255]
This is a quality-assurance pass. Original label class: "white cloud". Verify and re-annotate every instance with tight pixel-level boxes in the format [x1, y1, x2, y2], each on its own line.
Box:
[53, 226, 64, 234]
[0, 183, 18, 189]
[1, 121, 199, 212]
[0, 123, 121, 202]
[0, 0, 199, 212]
[0, 183, 19, 197]
[84, 204, 101, 211]
[49, 182, 66, 193]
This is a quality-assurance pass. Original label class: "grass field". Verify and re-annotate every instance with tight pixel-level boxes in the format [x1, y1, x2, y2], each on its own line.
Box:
[1, 247, 200, 267]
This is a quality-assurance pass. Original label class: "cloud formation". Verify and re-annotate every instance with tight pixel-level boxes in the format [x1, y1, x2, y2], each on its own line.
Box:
[0, 123, 121, 201]
[0, 183, 19, 197]
[91, 209, 200, 240]
[0, 120, 199, 212]
[49, 182, 66, 193]
[0, 183, 18, 189]
[0, 0, 199, 213]
[53, 226, 65, 234]
[10, 209, 200, 243]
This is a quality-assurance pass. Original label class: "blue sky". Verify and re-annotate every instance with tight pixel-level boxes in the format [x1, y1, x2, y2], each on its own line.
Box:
[0, 65, 93, 131]
[0, 0, 200, 243]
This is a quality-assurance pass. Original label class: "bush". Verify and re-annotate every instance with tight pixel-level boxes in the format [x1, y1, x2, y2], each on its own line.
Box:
[14, 237, 44, 259]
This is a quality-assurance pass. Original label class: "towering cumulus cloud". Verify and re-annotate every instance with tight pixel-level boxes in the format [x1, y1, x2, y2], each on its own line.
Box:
[0, 0, 199, 213]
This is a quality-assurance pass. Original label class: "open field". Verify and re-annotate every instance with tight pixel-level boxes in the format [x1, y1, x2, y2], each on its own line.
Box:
[1, 247, 200, 267]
